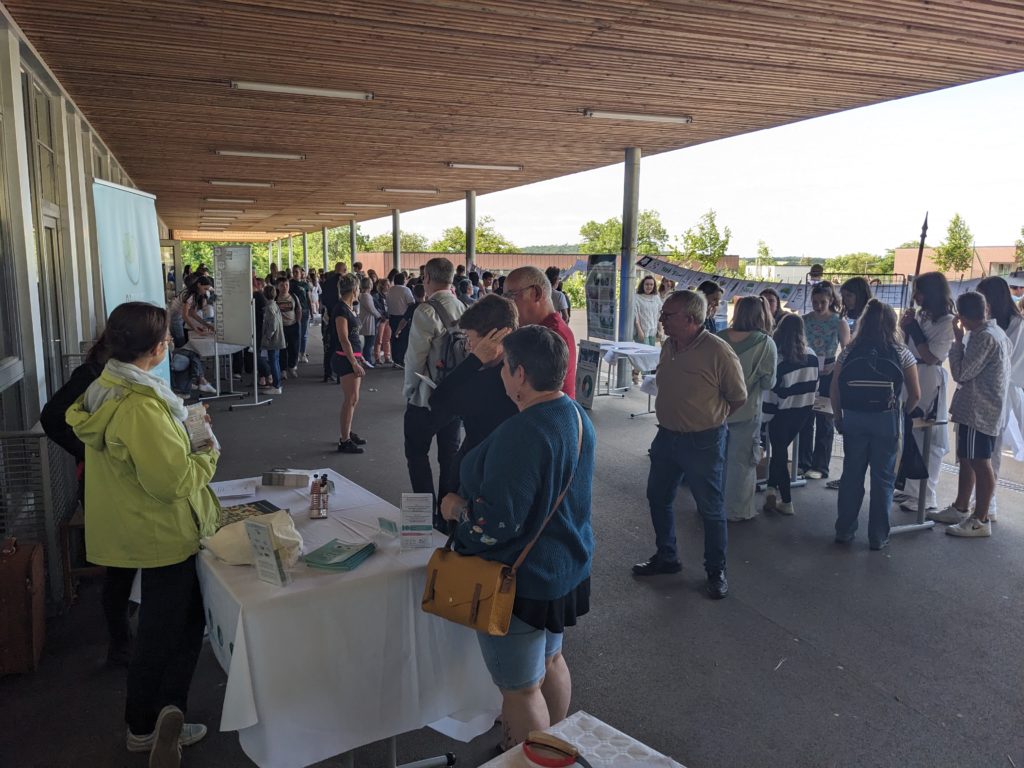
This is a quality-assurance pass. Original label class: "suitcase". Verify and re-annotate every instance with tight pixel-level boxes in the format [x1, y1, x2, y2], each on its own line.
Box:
[0, 537, 46, 674]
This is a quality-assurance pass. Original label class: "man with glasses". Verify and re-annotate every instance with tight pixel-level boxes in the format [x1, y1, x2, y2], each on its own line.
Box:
[633, 290, 746, 600]
[504, 266, 576, 397]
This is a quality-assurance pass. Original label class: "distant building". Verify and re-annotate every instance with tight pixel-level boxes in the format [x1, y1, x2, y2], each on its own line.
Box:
[893, 245, 1016, 279]
[355, 251, 739, 275]
[745, 264, 814, 283]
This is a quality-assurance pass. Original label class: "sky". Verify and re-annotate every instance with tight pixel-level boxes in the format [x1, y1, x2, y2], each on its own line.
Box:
[358, 72, 1023, 261]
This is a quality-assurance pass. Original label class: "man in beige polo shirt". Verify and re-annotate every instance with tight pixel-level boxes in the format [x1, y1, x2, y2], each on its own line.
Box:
[633, 289, 746, 599]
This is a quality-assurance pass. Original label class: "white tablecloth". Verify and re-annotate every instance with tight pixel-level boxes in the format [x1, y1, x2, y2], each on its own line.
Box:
[478, 710, 685, 768]
[184, 337, 248, 357]
[199, 469, 501, 768]
[598, 341, 661, 373]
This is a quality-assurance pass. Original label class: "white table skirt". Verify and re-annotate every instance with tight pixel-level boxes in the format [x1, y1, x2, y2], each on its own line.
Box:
[477, 710, 685, 768]
[599, 341, 661, 373]
[200, 469, 501, 768]
[184, 337, 248, 357]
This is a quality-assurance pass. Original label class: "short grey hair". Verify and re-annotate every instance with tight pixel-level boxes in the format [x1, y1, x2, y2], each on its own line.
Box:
[424, 257, 455, 286]
[666, 289, 706, 324]
[338, 274, 359, 295]
[507, 266, 551, 300]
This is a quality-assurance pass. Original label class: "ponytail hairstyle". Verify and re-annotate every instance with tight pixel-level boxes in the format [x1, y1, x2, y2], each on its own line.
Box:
[103, 303, 168, 363]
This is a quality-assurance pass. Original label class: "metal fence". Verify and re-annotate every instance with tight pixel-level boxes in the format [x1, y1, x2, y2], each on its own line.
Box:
[0, 424, 79, 605]
[802, 272, 909, 312]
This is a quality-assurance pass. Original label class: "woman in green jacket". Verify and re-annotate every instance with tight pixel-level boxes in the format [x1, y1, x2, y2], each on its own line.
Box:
[66, 302, 220, 768]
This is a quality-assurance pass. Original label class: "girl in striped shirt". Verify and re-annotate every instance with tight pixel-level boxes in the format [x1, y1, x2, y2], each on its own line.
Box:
[763, 315, 819, 515]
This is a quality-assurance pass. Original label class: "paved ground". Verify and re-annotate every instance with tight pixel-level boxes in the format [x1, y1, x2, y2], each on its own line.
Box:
[3, 319, 1024, 768]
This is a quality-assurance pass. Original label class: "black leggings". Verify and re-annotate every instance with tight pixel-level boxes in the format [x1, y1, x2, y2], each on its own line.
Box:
[767, 409, 812, 503]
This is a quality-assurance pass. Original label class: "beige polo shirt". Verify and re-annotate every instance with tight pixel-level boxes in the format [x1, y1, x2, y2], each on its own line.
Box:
[655, 330, 747, 433]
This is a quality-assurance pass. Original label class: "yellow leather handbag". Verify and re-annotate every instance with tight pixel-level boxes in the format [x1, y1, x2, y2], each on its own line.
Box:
[422, 409, 583, 636]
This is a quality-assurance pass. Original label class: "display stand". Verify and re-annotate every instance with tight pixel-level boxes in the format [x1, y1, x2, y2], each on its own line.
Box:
[890, 417, 942, 536]
[230, 301, 272, 411]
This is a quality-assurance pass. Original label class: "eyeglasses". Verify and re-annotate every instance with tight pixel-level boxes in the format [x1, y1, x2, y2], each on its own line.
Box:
[503, 284, 537, 300]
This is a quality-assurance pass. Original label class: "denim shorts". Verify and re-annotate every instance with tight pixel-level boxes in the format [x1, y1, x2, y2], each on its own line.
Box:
[476, 616, 563, 691]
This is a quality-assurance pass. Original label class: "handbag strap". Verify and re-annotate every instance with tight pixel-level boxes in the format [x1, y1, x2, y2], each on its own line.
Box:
[508, 405, 584, 577]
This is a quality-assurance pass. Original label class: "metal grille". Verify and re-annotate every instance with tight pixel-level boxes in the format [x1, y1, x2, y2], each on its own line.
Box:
[0, 425, 79, 604]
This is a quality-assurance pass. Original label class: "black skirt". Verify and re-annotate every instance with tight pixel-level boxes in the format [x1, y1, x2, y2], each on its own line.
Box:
[513, 577, 591, 633]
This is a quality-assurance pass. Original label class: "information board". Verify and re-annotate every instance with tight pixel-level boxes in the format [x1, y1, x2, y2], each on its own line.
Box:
[213, 245, 254, 346]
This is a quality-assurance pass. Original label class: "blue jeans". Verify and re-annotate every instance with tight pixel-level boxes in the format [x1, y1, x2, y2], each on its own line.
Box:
[835, 409, 900, 546]
[266, 349, 282, 387]
[646, 425, 727, 573]
[299, 315, 309, 354]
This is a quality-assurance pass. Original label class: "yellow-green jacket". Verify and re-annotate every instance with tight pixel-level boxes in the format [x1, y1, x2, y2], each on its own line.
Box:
[65, 369, 221, 568]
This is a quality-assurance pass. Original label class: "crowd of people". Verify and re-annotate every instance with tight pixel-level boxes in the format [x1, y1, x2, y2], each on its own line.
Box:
[37, 250, 1024, 765]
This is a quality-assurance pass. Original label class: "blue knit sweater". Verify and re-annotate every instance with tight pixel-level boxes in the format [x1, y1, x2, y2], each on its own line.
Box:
[454, 395, 596, 601]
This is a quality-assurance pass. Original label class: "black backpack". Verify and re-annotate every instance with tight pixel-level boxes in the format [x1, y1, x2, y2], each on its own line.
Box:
[425, 297, 468, 383]
[838, 345, 904, 412]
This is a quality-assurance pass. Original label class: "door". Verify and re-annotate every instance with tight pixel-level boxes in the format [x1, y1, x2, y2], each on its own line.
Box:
[37, 209, 65, 396]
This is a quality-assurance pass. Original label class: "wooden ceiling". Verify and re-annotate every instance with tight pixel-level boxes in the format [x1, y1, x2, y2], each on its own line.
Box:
[6, 1, 1024, 237]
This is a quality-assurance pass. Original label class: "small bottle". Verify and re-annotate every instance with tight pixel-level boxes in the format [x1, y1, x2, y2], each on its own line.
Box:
[319, 475, 330, 518]
[310, 474, 326, 519]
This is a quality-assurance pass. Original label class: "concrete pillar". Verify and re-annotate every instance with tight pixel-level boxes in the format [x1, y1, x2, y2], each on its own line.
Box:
[392, 209, 401, 273]
[302, 233, 309, 272]
[322, 227, 329, 271]
[616, 147, 641, 388]
[465, 190, 476, 273]
[349, 220, 357, 271]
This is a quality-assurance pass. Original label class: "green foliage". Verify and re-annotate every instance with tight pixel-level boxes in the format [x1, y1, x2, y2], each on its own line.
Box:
[578, 209, 669, 256]
[828, 252, 894, 275]
[430, 215, 517, 253]
[364, 230, 429, 252]
[756, 240, 771, 264]
[561, 272, 586, 308]
[678, 209, 731, 272]
[1014, 226, 1024, 267]
[933, 214, 974, 275]
[518, 243, 581, 254]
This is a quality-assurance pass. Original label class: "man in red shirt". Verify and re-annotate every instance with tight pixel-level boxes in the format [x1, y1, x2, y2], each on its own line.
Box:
[504, 266, 576, 398]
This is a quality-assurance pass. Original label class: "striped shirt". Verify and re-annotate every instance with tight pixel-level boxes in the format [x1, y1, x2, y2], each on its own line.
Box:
[763, 353, 819, 422]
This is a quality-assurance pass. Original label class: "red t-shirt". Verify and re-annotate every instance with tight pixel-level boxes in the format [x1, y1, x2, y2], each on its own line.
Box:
[540, 312, 577, 398]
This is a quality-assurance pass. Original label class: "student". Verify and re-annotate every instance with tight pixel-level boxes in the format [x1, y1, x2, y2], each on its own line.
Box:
[759, 287, 786, 328]
[929, 292, 1011, 538]
[331, 275, 367, 454]
[357, 276, 381, 365]
[372, 278, 393, 365]
[974, 277, 1024, 520]
[632, 275, 662, 384]
[839, 276, 872, 334]
[763, 314, 819, 515]
[657, 277, 676, 301]
[799, 282, 849, 479]
[895, 272, 955, 514]
[274, 277, 301, 378]
[386, 272, 415, 366]
[697, 280, 724, 333]
[545, 266, 570, 322]
[289, 266, 311, 363]
[260, 285, 285, 394]
[832, 299, 920, 550]
[718, 296, 777, 522]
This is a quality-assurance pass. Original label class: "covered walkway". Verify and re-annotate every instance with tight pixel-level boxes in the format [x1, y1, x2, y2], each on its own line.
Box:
[3, 326, 1023, 767]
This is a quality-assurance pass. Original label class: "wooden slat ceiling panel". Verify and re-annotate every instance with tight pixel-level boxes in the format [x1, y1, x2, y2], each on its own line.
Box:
[5, 0, 1023, 234]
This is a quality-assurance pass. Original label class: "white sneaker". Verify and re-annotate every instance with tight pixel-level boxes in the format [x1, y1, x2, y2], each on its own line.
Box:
[988, 509, 998, 522]
[196, 382, 217, 395]
[127, 720, 207, 752]
[301, 354, 310, 363]
[289, 368, 299, 378]
[802, 469, 824, 480]
[262, 386, 282, 395]
[927, 504, 969, 525]
[775, 500, 795, 516]
[945, 517, 992, 538]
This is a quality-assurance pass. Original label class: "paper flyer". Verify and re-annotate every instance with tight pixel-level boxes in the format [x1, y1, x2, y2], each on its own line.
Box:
[400, 493, 434, 550]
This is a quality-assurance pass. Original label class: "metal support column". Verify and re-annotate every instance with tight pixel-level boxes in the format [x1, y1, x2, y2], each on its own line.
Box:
[322, 227, 329, 271]
[349, 220, 357, 271]
[302, 233, 309, 273]
[465, 190, 476, 273]
[616, 147, 641, 388]
[287, 236, 293, 270]
[392, 209, 401, 273]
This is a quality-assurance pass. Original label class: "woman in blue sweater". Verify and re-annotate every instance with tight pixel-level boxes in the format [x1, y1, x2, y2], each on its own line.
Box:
[440, 325, 596, 751]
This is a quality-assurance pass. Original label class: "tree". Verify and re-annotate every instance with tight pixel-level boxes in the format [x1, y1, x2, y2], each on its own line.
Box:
[578, 209, 669, 256]
[932, 213, 974, 276]
[678, 209, 731, 272]
[1015, 226, 1024, 267]
[365, 230, 429, 252]
[828, 252, 893, 275]
[430, 214, 517, 253]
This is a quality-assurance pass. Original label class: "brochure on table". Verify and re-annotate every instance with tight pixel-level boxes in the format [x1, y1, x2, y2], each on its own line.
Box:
[401, 493, 434, 550]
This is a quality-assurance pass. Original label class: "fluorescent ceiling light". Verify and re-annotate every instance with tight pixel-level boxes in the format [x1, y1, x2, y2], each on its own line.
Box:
[201, 217, 236, 221]
[201, 208, 244, 214]
[583, 109, 693, 125]
[215, 149, 306, 160]
[204, 197, 256, 204]
[208, 179, 275, 188]
[446, 162, 523, 171]
[230, 81, 373, 101]
[343, 203, 389, 208]
[297, 218, 331, 222]
[316, 212, 356, 217]
[381, 187, 437, 195]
